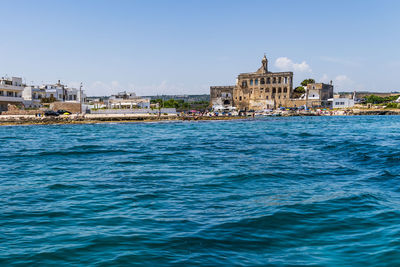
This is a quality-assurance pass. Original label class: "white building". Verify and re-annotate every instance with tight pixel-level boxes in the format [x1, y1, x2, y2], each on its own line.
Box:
[107, 91, 150, 109]
[41, 80, 86, 103]
[22, 86, 46, 108]
[0, 77, 24, 111]
[328, 98, 355, 108]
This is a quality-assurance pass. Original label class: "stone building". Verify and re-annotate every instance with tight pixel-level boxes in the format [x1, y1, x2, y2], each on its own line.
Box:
[210, 86, 234, 111]
[210, 55, 293, 111]
[305, 82, 334, 107]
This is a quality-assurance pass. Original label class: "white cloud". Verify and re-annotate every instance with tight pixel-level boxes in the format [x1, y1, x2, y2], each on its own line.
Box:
[334, 75, 354, 90]
[335, 75, 350, 83]
[275, 57, 312, 73]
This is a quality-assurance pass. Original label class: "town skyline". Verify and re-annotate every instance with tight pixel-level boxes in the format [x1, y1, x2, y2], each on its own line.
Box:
[1, 0, 399, 96]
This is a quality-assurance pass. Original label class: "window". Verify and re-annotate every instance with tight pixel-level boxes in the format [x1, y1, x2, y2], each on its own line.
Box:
[74, 95, 77, 100]
[278, 77, 282, 83]
[272, 88, 276, 94]
[0, 91, 3, 96]
[284, 77, 288, 84]
[266, 88, 269, 93]
[255, 79, 258, 85]
[260, 78, 265, 84]
[283, 87, 287, 93]
[239, 96, 242, 101]
[273, 77, 276, 84]
[250, 79, 253, 85]
[266, 95, 269, 100]
[278, 88, 282, 93]
[267, 78, 271, 84]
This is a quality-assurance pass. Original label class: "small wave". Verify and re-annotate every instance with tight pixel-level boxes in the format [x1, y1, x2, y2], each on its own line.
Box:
[47, 183, 81, 190]
[368, 170, 399, 182]
[37, 149, 127, 157]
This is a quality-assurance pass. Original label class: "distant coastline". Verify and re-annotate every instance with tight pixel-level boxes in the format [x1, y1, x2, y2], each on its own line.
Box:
[2, 109, 400, 126]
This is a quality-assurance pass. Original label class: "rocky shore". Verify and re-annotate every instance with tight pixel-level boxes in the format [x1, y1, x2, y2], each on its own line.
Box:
[0, 114, 248, 126]
[1, 109, 400, 126]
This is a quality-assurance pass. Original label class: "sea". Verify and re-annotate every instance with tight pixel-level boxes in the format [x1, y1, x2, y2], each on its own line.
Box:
[1, 116, 400, 266]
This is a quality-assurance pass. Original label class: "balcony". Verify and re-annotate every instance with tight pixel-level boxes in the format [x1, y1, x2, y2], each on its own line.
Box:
[0, 84, 24, 91]
[0, 96, 23, 103]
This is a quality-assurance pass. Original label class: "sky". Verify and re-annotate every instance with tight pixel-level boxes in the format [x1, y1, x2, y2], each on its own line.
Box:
[1, 0, 399, 96]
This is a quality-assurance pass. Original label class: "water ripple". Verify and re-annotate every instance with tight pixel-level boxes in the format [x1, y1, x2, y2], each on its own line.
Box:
[1, 116, 400, 265]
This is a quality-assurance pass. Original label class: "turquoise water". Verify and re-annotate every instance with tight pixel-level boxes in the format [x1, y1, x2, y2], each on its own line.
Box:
[1, 116, 400, 266]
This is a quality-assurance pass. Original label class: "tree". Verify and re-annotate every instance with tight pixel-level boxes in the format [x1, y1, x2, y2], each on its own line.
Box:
[365, 95, 399, 104]
[40, 96, 57, 103]
[292, 86, 305, 99]
[301, 79, 315, 87]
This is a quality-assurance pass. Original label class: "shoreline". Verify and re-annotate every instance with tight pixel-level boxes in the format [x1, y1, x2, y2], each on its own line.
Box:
[0, 115, 249, 126]
[2, 109, 400, 126]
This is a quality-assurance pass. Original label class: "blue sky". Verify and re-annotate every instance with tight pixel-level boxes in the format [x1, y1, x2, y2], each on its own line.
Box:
[1, 0, 399, 96]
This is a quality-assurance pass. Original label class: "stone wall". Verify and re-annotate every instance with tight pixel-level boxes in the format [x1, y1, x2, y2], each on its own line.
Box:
[50, 102, 82, 113]
[1, 104, 42, 115]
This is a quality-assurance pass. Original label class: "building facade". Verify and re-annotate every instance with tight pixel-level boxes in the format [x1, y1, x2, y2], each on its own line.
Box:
[41, 80, 86, 103]
[210, 86, 234, 111]
[210, 55, 294, 111]
[305, 82, 334, 107]
[107, 91, 150, 109]
[22, 86, 46, 108]
[0, 77, 24, 111]
[329, 98, 355, 108]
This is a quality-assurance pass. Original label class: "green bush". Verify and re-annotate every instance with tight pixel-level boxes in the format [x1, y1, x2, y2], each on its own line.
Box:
[300, 79, 315, 87]
[385, 102, 399, 109]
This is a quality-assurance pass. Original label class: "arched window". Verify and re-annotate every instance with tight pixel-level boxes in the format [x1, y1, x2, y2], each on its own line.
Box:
[267, 78, 271, 84]
[272, 88, 276, 94]
[278, 77, 282, 83]
[273, 77, 276, 84]
[283, 87, 287, 93]
[255, 79, 258, 85]
[266, 88, 269, 93]
[260, 78, 265, 84]
[250, 79, 253, 85]
[278, 88, 282, 93]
